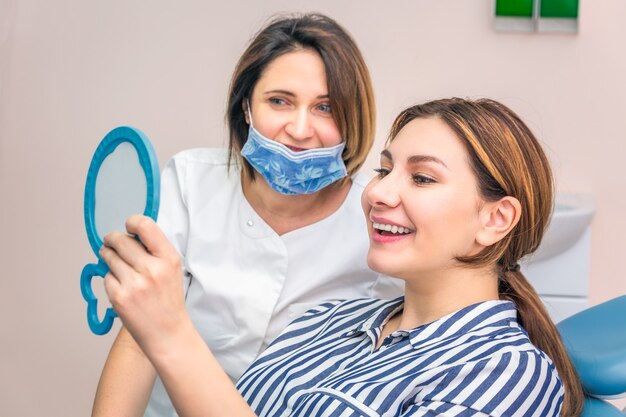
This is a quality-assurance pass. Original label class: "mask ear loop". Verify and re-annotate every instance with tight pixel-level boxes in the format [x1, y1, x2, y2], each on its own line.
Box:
[246, 99, 255, 128]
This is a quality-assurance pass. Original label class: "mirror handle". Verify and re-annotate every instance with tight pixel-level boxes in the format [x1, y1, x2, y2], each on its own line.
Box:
[80, 261, 118, 335]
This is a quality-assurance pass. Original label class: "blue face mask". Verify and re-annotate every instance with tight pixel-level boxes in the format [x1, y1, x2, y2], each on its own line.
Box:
[240, 103, 348, 195]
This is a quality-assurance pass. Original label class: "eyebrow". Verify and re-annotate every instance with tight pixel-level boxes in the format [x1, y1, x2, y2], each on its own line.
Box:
[263, 90, 329, 99]
[381, 149, 448, 169]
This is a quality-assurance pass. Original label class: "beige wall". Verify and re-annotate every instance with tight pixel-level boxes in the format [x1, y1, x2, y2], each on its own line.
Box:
[1, 1, 625, 415]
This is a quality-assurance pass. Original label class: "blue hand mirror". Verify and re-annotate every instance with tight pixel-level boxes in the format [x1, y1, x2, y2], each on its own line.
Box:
[80, 126, 160, 335]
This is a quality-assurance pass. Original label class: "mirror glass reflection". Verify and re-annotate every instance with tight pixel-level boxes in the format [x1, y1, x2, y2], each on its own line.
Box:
[94, 142, 147, 239]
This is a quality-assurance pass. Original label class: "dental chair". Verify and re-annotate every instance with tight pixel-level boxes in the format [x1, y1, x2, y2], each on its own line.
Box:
[557, 295, 626, 416]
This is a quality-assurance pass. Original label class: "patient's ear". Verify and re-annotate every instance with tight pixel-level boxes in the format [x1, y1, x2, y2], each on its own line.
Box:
[476, 196, 521, 246]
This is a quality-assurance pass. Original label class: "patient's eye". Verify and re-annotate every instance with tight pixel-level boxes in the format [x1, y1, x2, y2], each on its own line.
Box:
[373, 168, 390, 178]
[412, 174, 435, 185]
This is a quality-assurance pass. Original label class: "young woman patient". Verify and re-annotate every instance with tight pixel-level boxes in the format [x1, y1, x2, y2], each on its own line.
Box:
[99, 98, 584, 417]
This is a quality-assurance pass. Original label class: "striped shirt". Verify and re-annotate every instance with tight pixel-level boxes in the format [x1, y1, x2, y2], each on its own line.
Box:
[237, 298, 563, 417]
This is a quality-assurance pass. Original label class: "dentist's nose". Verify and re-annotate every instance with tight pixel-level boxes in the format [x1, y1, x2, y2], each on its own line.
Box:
[366, 174, 402, 209]
[285, 109, 314, 141]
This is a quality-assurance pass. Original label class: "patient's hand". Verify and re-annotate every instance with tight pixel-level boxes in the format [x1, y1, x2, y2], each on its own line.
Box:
[100, 214, 190, 356]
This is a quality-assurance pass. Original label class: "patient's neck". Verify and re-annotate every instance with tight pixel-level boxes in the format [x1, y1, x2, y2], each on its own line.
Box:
[396, 266, 499, 331]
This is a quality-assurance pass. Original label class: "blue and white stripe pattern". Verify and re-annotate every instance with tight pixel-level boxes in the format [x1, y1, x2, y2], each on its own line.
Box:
[237, 298, 563, 416]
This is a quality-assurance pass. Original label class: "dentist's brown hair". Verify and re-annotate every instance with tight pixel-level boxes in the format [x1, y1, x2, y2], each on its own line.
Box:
[388, 98, 583, 417]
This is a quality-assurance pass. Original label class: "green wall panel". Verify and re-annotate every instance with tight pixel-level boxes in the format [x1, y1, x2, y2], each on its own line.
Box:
[540, 0, 579, 18]
[495, 0, 534, 17]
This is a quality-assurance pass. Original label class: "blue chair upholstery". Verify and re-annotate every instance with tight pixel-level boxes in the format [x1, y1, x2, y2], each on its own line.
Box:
[557, 295, 626, 416]
[582, 397, 624, 417]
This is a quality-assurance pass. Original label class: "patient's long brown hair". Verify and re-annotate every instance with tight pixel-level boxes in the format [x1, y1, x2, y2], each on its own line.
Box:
[389, 98, 584, 417]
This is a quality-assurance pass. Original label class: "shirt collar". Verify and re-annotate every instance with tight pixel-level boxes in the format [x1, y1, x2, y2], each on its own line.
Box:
[406, 300, 518, 349]
[343, 297, 404, 337]
[343, 298, 519, 350]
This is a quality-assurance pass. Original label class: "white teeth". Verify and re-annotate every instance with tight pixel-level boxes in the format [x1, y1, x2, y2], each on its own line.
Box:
[373, 222, 411, 234]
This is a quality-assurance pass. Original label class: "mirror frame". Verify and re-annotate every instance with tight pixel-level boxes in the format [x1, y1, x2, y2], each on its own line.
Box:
[84, 126, 160, 258]
[81, 126, 160, 335]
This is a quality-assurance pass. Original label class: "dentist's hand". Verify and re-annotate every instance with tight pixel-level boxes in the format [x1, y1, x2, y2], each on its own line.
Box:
[100, 215, 189, 356]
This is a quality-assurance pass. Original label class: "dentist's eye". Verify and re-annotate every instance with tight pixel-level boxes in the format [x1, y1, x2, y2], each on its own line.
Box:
[269, 97, 288, 106]
[373, 168, 390, 178]
[413, 174, 435, 185]
[317, 103, 331, 113]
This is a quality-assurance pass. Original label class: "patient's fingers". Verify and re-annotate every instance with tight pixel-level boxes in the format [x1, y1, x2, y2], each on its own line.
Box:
[103, 270, 121, 307]
[102, 231, 151, 272]
[125, 215, 177, 262]
[99, 244, 134, 285]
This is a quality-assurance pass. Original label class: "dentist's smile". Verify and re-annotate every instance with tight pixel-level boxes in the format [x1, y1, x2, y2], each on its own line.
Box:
[283, 144, 308, 152]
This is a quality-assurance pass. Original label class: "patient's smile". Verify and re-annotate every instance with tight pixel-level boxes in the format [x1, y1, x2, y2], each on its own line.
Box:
[373, 222, 412, 235]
